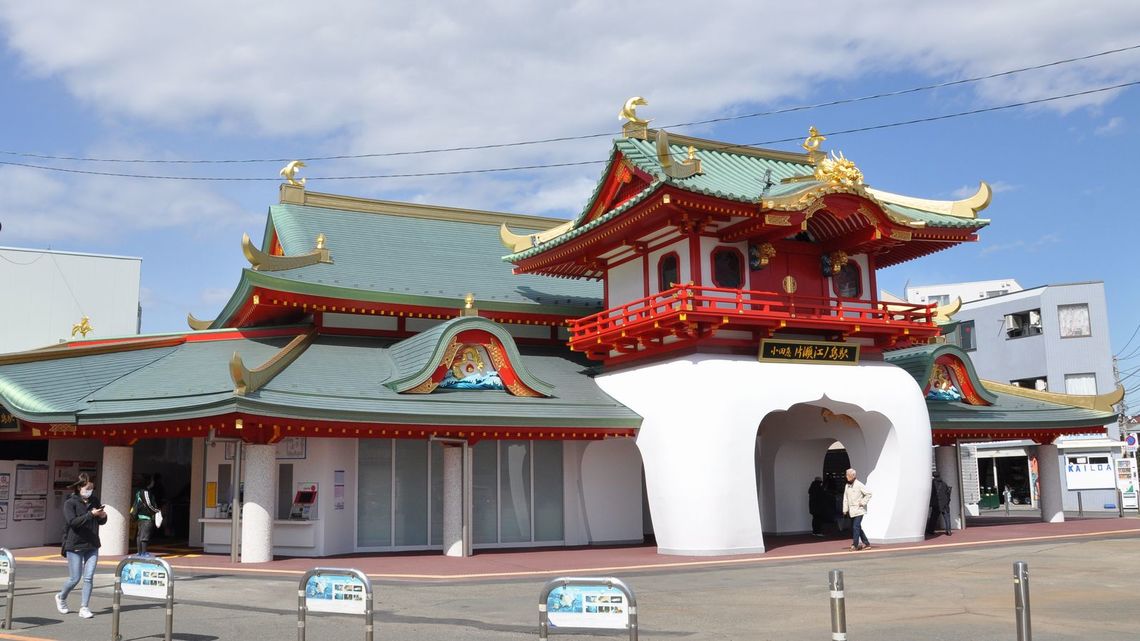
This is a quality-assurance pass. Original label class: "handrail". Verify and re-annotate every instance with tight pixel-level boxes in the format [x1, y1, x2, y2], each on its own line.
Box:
[569, 285, 936, 338]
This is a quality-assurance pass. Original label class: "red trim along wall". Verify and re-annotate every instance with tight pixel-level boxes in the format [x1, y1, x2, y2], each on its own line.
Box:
[8, 414, 636, 445]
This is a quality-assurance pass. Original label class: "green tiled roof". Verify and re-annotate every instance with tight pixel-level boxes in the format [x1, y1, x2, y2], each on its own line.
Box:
[506, 135, 988, 262]
[0, 331, 640, 429]
[883, 343, 1115, 429]
[212, 201, 605, 326]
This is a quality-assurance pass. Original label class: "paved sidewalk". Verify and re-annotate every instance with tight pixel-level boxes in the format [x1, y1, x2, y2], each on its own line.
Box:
[12, 513, 1140, 581]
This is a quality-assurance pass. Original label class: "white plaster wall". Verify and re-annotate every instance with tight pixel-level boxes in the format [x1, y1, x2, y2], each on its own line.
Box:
[319, 438, 356, 555]
[188, 438, 205, 547]
[647, 238, 689, 291]
[596, 355, 932, 555]
[561, 441, 590, 546]
[100, 446, 133, 556]
[578, 439, 643, 544]
[606, 258, 645, 309]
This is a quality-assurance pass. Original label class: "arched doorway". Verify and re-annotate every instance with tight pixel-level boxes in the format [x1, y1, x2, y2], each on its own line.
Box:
[756, 399, 885, 536]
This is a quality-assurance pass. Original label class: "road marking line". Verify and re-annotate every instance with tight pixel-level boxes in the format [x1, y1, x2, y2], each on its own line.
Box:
[0, 632, 58, 641]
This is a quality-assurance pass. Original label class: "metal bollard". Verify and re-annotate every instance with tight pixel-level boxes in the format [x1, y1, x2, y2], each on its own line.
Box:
[1118, 489, 1125, 518]
[1077, 491, 1083, 517]
[829, 569, 847, 641]
[0, 548, 13, 630]
[1013, 561, 1031, 641]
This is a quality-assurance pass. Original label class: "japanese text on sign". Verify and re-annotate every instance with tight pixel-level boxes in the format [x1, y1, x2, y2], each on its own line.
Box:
[305, 574, 367, 615]
[759, 340, 860, 365]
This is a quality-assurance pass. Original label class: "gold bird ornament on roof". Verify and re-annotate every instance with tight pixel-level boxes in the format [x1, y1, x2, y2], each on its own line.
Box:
[619, 97, 650, 125]
[280, 160, 306, 186]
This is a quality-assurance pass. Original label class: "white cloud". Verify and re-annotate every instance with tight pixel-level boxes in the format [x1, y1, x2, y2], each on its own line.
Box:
[952, 180, 1017, 199]
[1095, 116, 1125, 136]
[0, 163, 257, 244]
[1, 2, 1138, 226]
[979, 233, 1060, 256]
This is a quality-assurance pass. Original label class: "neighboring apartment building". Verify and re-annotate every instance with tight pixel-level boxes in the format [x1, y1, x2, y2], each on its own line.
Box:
[906, 280, 1123, 512]
[0, 246, 142, 354]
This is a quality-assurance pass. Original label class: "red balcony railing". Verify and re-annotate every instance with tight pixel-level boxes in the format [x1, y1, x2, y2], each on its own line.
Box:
[568, 284, 938, 359]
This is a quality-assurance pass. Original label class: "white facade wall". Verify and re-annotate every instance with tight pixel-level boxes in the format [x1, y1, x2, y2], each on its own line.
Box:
[606, 258, 645, 308]
[0, 247, 141, 353]
[906, 278, 1022, 305]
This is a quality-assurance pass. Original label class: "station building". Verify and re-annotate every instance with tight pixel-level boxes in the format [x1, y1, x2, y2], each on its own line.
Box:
[0, 114, 1120, 561]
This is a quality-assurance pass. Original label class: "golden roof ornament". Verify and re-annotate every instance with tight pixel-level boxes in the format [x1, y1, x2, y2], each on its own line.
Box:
[619, 96, 650, 139]
[461, 293, 478, 316]
[814, 151, 864, 187]
[280, 160, 306, 186]
[71, 316, 93, 338]
[316, 233, 327, 250]
[802, 126, 826, 163]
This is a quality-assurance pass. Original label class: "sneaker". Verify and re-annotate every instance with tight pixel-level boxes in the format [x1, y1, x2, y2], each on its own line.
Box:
[54, 593, 69, 614]
[78, 607, 94, 619]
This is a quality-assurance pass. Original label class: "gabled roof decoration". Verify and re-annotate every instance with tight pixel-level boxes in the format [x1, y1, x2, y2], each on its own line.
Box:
[385, 316, 555, 397]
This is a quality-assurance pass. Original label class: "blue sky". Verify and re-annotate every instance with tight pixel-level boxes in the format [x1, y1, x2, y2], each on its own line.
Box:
[0, 3, 1138, 411]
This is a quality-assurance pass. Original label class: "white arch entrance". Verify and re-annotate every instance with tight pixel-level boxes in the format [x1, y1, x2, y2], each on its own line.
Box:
[596, 354, 933, 556]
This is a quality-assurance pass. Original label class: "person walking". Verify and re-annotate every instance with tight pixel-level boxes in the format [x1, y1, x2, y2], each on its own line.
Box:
[131, 475, 160, 557]
[55, 473, 106, 619]
[842, 468, 872, 551]
[808, 477, 831, 537]
[932, 471, 953, 536]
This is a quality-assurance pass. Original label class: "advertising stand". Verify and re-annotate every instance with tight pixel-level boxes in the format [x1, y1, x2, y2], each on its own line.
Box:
[297, 567, 374, 641]
[112, 555, 174, 641]
[0, 548, 13, 629]
[539, 577, 638, 641]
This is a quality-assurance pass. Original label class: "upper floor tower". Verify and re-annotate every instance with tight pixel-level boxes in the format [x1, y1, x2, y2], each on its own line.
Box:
[502, 109, 993, 366]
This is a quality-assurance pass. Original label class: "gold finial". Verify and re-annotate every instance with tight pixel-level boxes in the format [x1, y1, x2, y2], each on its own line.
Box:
[316, 233, 326, 250]
[686, 145, 697, 161]
[619, 97, 650, 125]
[620, 97, 650, 139]
[461, 293, 478, 316]
[280, 160, 307, 186]
[71, 316, 93, 338]
[814, 151, 864, 187]
[802, 126, 826, 161]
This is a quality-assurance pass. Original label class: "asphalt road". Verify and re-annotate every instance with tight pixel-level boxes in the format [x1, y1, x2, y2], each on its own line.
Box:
[2, 534, 1137, 641]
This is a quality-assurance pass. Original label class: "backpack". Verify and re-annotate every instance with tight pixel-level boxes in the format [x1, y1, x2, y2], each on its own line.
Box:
[132, 489, 156, 519]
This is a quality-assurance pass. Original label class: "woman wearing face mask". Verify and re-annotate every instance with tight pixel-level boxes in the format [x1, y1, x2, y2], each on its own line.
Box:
[55, 473, 106, 619]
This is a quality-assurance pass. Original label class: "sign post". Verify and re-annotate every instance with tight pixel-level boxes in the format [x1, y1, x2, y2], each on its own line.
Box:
[298, 567, 373, 641]
[0, 548, 13, 629]
[539, 577, 638, 641]
[112, 555, 174, 641]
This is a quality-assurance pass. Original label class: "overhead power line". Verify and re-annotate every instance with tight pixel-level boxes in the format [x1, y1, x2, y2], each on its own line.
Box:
[2, 43, 1139, 166]
[1115, 321, 1140, 356]
[0, 79, 1137, 182]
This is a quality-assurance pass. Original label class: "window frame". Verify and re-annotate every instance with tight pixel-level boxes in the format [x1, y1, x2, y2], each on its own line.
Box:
[657, 251, 681, 292]
[831, 261, 863, 299]
[710, 246, 746, 289]
[1057, 303, 1092, 339]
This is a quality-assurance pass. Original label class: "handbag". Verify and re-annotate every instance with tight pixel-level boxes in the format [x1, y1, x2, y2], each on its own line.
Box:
[154, 510, 164, 529]
[60, 522, 69, 558]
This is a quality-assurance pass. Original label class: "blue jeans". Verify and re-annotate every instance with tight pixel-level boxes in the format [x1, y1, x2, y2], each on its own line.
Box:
[60, 549, 99, 608]
[851, 515, 870, 548]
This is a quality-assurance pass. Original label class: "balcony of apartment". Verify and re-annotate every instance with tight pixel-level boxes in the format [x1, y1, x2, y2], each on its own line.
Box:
[568, 284, 940, 362]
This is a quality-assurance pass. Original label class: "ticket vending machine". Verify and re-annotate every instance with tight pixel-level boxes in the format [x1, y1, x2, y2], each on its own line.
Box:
[289, 489, 318, 520]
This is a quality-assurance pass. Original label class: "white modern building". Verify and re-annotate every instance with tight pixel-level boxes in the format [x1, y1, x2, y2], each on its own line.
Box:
[0, 246, 142, 354]
[906, 280, 1124, 512]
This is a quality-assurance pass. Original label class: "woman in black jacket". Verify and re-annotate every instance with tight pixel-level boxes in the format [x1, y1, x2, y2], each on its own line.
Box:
[54, 473, 106, 619]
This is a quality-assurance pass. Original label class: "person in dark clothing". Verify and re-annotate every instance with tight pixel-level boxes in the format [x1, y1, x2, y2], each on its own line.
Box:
[808, 477, 831, 537]
[131, 475, 160, 556]
[931, 471, 953, 535]
[55, 473, 106, 619]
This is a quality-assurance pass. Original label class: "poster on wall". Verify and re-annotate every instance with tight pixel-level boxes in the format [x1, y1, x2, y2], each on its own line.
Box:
[1064, 454, 1115, 490]
[15, 463, 48, 497]
[0, 407, 18, 432]
[0, 472, 10, 500]
[276, 437, 307, 460]
[0, 502, 8, 529]
[959, 445, 981, 504]
[13, 498, 46, 521]
[334, 470, 345, 510]
[53, 460, 98, 492]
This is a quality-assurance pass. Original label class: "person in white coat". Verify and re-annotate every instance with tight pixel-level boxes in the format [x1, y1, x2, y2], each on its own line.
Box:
[842, 468, 872, 551]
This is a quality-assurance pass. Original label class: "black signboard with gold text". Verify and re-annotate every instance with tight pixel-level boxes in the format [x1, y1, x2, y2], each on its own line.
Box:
[758, 339, 860, 365]
[0, 408, 17, 432]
